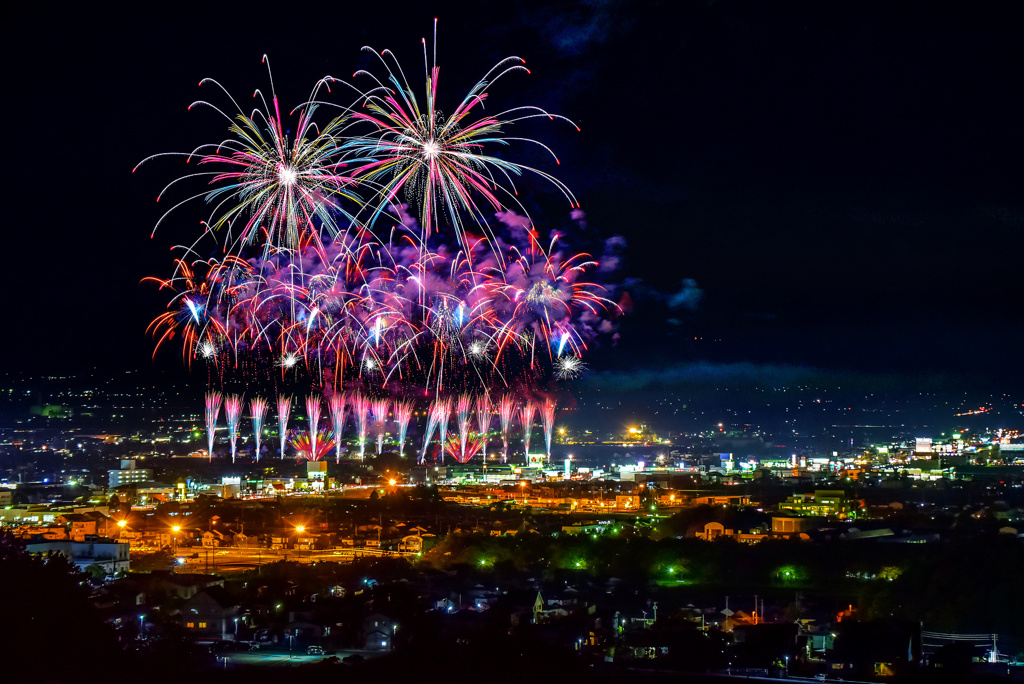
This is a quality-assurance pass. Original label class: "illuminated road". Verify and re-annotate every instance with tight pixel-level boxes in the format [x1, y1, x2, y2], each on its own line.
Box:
[221, 650, 378, 667]
[171, 547, 414, 572]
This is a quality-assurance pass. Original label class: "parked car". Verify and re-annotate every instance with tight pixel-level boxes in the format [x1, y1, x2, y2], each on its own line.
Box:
[306, 645, 325, 656]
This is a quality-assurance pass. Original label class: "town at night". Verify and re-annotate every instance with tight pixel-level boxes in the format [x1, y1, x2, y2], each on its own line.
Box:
[4, 1, 1022, 682]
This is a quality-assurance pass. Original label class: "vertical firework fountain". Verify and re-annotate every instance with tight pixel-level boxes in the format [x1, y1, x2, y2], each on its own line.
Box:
[306, 395, 322, 465]
[498, 395, 516, 464]
[225, 394, 243, 463]
[475, 395, 490, 461]
[277, 395, 291, 460]
[205, 391, 222, 462]
[328, 393, 348, 463]
[393, 399, 414, 458]
[520, 400, 537, 460]
[250, 397, 268, 462]
[371, 398, 390, 456]
[437, 398, 452, 464]
[422, 398, 452, 464]
[351, 393, 371, 461]
[456, 394, 473, 463]
[541, 397, 557, 463]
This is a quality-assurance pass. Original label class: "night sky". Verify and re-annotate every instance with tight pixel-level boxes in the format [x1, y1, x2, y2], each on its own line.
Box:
[7, 1, 1022, 390]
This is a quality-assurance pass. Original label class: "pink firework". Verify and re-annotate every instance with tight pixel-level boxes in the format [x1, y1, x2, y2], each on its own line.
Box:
[291, 430, 336, 462]
[250, 397, 269, 462]
[205, 391, 222, 461]
[327, 393, 348, 463]
[498, 394, 516, 464]
[225, 394, 243, 463]
[306, 395, 323, 465]
[350, 393, 371, 460]
[541, 397, 557, 462]
[421, 397, 452, 464]
[393, 399, 414, 458]
[456, 394, 473, 464]
[371, 398, 390, 456]
[444, 433, 481, 464]
[277, 395, 292, 460]
[475, 395, 491, 461]
[520, 400, 537, 459]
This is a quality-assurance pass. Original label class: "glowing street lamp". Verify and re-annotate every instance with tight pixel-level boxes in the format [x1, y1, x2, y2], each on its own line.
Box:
[295, 525, 305, 534]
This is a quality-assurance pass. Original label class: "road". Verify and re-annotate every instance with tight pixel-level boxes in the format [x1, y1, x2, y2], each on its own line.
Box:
[170, 546, 414, 572]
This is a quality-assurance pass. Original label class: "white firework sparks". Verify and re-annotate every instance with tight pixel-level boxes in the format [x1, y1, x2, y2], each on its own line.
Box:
[554, 355, 585, 380]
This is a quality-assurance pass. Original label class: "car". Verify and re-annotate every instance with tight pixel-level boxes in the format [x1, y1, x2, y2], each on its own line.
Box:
[306, 645, 325, 656]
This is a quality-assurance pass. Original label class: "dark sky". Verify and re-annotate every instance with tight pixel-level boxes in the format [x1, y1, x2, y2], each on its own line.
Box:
[6, 0, 1023, 389]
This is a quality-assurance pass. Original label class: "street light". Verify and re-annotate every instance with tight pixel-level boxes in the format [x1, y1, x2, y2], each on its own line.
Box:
[138, 614, 145, 635]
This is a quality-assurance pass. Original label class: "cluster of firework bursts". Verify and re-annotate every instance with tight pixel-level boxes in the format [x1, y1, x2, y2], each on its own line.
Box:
[206, 391, 557, 465]
[140, 23, 623, 462]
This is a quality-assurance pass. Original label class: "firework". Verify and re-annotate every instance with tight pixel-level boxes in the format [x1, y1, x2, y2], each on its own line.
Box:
[225, 394, 243, 463]
[371, 398, 390, 456]
[540, 396, 556, 462]
[456, 394, 473, 464]
[306, 394, 323, 465]
[554, 354, 586, 380]
[135, 56, 359, 255]
[291, 429, 335, 461]
[421, 397, 451, 464]
[341, 19, 578, 248]
[520, 400, 537, 459]
[475, 394, 490, 460]
[250, 397, 269, 462]
[498, 394, 516, 464]
[327, 393, 348, 462]
[351, 393, 371, 460]
[444, 433, 481, 464]
[277, 395, 292, 459]
[393, 399, 414, 458]
[205, 391, 222, 461]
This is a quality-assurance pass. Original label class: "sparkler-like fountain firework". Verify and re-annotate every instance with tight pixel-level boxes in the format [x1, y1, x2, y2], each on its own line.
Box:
[475, 395, 491, 461]
[498, 395, 516, 464]
[351, 393, 371, 461]
[393, 399, 414, 459]
[277, 395, 291, 460]
[205, 392, 221, 461]
[225, 394, 243, 463]
[520, 401, 537, 461]
[328, 393, 348, 463]
[541, 397, 557, 462]
[250, 397, 268, 462]
[456, 394, 473, 464]
[306, 395, 323, 465]
[371, 398, 390, 456]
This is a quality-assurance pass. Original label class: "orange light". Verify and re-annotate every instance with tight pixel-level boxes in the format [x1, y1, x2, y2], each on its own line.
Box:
[295, 525, 305, 534]
[172, 525, 181, 533]
[117, 519, 127, 528]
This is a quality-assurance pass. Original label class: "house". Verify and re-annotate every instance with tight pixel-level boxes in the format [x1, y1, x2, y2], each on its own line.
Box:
[202, 529, 235, 547]
[55, 512, 114, 541]
[363, 613, 397, 650]
[181, 588, 240, 640]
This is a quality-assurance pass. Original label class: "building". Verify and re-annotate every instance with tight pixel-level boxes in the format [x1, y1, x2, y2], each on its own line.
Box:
[779, 490, 858, 519]
[24, 538, 130, 576]
[107, 459, 153, 489]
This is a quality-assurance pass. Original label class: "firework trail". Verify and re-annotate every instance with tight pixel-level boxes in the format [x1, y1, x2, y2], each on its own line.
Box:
[445, 433, 481, 464]
[250, 397, 269, 462]
[371, 398, 390, 456]
[351, 393, 371, 461]
[205, 391, 222, 461]
[225, 394, 243, 463]
[436, 398, 452, 464]
[520, 400, 537, 459]
[475, 394, 490, 461]
[277, 395, 292, 460]
[327, 393, 348, 463]
[421, 397, 451, 464]
[498, 394, 516, 464]
[393, 399, 414, 458]
[135, 56, 359, 255]
[456, 394, 473, 464]
[541, 396, 557, 462]
[291, 430, 335, 461]
[342, 19, 579, 248]
[306, 394, 323, 465]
